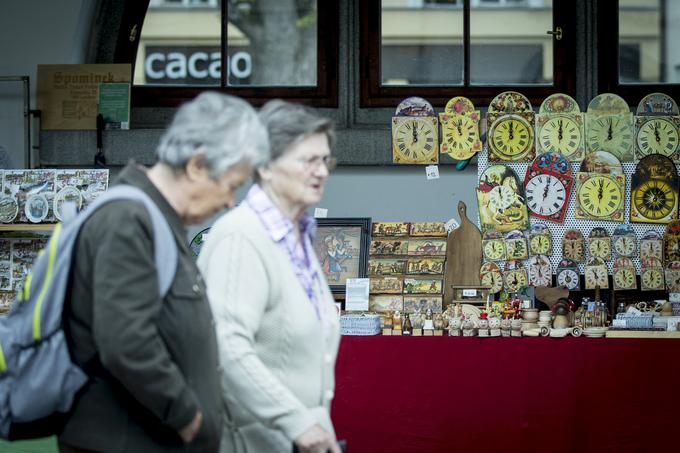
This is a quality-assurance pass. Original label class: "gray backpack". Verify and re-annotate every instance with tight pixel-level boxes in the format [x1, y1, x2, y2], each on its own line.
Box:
[0, 184, 177, 440]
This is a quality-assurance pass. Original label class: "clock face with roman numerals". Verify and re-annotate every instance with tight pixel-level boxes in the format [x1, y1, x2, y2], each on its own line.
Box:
[636, 118, 679, 159]
[538, 116, 582, 159]
[392, 116, 439, 164]
[489, 115, 534, 161]
[586, 114, 634, 161]
[441, 114, 481, 160]
[525, 174, 567, 218]
[575, 174, 625, 221]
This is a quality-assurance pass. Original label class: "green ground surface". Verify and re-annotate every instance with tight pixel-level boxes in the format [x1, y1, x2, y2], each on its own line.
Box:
[0, 437, 57, 453]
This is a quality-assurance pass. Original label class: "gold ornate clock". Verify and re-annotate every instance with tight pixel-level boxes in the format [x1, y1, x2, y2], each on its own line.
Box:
[392, 116, 439, 164]
[505, 230, 529, 261]
[439, 97, 482, 162]
[480, 261, 504, 294]
[630, 154, 678, 224]
[562, 229, 585, 263]
[584, 257, 609, 290]
[585, 93, 634, 161]
[482, 230, 506, 261]
[634, 93, 680, 161]
[529, 223, 552, 256]
[536, 93, 585, 161]
[641, 258, 664, 291]
[612, 257, 637, 290]
[588, 227, 612, 261]
[575, 151, 625, 222]
[487, 91, 535, 162]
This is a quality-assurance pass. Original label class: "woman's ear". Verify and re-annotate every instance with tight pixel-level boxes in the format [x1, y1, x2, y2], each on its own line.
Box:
[256, 163, 273, 182]
[185, 154, 208, 181]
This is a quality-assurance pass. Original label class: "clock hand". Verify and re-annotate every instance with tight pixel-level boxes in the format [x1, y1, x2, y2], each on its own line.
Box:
[508, 121, 514, 141]
[456, 119, 462, 135]
[558, 119, 563, 142]
[597, 178, 604, 200]
[412, 121, 418, 144]
[607, 118, 613, 141]
[654, 123, 661, 143]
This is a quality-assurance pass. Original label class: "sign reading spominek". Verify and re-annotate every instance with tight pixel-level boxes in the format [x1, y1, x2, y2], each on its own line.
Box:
[144, 46, 251, 84]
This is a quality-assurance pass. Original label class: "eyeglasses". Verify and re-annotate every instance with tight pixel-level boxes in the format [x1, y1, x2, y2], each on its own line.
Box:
[297, 155, 337, 171]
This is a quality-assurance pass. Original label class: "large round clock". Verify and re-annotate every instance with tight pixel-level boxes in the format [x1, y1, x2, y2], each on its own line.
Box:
[392, 116, 438, 164]
[633, 180, 676, 221]
[538, 116, 582, 159]
[577, 175, 624, 219]
[586, 115, 633, 160]
[489, 115, 534, 161]
[525, 174, 567, 218]
[636, 118, 679, 158]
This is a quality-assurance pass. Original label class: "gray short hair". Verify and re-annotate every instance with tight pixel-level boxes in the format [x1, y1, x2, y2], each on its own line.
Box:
[156, 92, 269, 178]
[256, 100, 335, 177]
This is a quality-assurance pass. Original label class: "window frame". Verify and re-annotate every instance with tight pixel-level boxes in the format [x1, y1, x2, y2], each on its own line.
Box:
[359, 0, 576, 108]
[115, 0, 339, 107]
[597, 0, 679, 107]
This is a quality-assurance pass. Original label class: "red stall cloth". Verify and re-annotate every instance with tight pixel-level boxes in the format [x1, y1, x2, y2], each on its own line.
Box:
[331, 336, 680, 453]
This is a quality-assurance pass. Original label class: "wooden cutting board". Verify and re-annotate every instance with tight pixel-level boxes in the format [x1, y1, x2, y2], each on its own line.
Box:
[444, 201, 482, 305]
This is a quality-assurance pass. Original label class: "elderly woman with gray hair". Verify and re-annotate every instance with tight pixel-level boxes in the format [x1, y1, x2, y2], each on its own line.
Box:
[58, 92, 269, 453]
[198, 99, 342, 453]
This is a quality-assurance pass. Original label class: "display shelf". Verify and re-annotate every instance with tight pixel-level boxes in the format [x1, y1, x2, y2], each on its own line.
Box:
[0, 223, 56, 232]
[605, 330, 680, 338]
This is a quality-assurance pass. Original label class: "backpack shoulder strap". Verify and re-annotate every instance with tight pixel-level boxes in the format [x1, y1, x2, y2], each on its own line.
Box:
[72, 185, 178, 296]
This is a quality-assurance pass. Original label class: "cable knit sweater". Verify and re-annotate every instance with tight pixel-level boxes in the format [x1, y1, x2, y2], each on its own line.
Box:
[197, 203, 340, 453]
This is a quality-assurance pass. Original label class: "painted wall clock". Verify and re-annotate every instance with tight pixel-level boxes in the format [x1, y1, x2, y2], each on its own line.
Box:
[562, 229, 585, 263]
[529, 223, 552, 256]
[664, 220, 680, 263]
[487, 91, 535, 162]
[392, 97, 439, 164]
[476, 164, 529, 233]
[482, 230, 506, 262]
[556, 258, 580, 290]
[523, 152, 573, 222]
[480, 261, 504, 294]
[505, 229, 529, 261]
[587, 227, 612, 261]
[630, 154, 679, 224]
[528, 254, 552, 287]
[612, 257, 637, 291]
[634, 92, 680, 162]
[665, 261, 680, 292]
[641, 258, 665, 291]
[575, 151, 625, 222]
[536, 93, 585, 161]
[639, 230, 663, 261]
[439, 96, 482, 163]
[503, 260, 528, 292]
[584, 257, 609, 290]
[612, 224, 637, 258]
[585, 93, 634, 162]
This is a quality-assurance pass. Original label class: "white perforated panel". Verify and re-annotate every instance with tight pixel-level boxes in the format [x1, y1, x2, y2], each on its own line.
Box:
[477, 146, 669, 275]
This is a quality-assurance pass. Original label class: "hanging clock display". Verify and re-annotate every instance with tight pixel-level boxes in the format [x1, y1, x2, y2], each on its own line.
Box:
[587, 227, 612, 261]
[665, 261, 680, 292]
[503, 260, 528, 293]
[640, 230, 663, 261]
[641, 258, 665, 291]
[480, 261, 504, 294]
[634, 92, 680, 162]
[523, 152, 573, 223]
[476, 165, 529, 233]
[556, 258, 581, 290]
[536, 93, 585, 161]
[487, 91, 535, 162]
[612, 257, 637, 291]
[585, 93, 634, 162]
[528, 254, 552, 287]
[439, 96, 482, 163]
[562, 229, 585, 263]
[505, 229, 529, 261]
[528, 223, 552, 256]
[612, 225, 637, 258]
[584, 257, 609, 290]
[575, 151, 625, 222]
[482, 230, 506, 261]
[630, 154, 679, 224]
[664, 220, 680, 263]
[392, 97, 439, 164]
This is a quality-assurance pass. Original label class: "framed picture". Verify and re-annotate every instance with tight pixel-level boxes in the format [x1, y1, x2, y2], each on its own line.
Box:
[313, 217, 371, 294]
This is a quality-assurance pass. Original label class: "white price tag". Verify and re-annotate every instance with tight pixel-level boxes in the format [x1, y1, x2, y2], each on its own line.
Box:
[462, 289, 477, 297]
[445, 218, 459, 233]
[345, 278, 370, 311]
[425, 165, 440, 180]
[612, 319, 627, 328]
[314, 208, 328, 218]
[521, 300, 531, 309]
